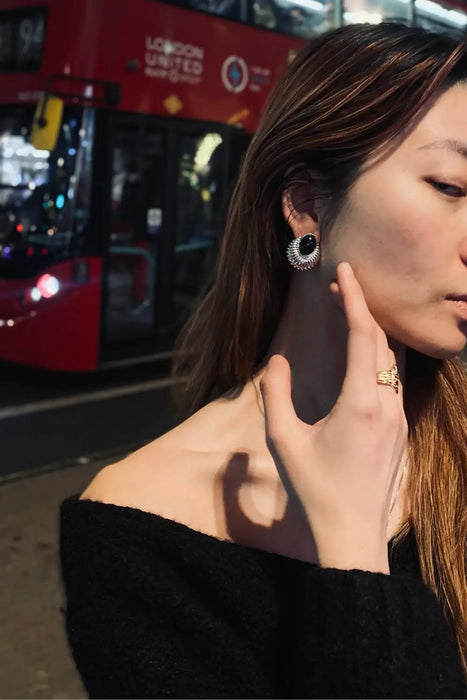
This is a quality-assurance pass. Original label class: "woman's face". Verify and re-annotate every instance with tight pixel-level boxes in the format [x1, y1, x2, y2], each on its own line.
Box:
[326, 83, 467, 359]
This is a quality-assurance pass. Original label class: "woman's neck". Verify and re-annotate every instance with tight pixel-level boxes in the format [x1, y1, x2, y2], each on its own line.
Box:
[258, 273, 406, 425]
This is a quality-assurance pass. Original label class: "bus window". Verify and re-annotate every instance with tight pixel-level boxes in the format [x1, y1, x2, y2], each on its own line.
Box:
[173, 131, 225, 327]
[169, 0, 246, 21]
[192, 0, 245, 19]
[343, 0, 411, 24]
[160, 0, 336, 37]
[343, 0, 466, 35]
[105, 125, 163, 344]
[414, 0, 467, 37]
[252, 0, 279, 29]
[0, 106, 94, 278]
[252, 0, 335, 39]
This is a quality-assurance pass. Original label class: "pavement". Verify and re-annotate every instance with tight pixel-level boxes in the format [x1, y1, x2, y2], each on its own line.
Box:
[0, 456, 125, 700]
[0, 380, 175, 480]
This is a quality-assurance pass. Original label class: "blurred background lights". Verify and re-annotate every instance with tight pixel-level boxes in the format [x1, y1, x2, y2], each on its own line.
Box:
[194, 133, 222, 173]
[55, 194, 65, 209]
[36, 274, 60, 299]
[30, 287, 41, 302]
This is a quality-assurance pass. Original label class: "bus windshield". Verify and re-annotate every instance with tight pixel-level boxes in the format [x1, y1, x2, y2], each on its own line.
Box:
[0, 105, 94, 278]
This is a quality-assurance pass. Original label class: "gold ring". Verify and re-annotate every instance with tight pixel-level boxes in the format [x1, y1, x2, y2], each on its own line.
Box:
[376, 364, 399, 394]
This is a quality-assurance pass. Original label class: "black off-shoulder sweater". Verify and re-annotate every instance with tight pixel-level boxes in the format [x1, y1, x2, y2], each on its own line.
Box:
[59, 495, 466, 699]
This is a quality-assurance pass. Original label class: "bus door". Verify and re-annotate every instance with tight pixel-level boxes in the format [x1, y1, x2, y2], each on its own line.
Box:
[164, 127, 229, 336]
[102, 118, 164, 354]
[100, 116, 249, 365]
[160, 125, 250, 344]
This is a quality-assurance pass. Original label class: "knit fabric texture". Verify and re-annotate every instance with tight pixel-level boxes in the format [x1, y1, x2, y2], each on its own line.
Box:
[60, 495, 467, 699]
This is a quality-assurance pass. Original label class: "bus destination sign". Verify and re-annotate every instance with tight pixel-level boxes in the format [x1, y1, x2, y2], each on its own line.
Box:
[0, 7, 47, 73]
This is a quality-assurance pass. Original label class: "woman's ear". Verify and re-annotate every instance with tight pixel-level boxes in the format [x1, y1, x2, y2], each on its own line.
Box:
[281, 174, 320, 240]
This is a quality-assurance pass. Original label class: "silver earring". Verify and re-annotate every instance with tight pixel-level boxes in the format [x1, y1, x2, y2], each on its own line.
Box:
[286, 233, 320, 270]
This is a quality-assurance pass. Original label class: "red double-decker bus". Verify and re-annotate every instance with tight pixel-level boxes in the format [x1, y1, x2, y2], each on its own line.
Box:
[0, 0, 311, 371]
[0, 0, 464, 371]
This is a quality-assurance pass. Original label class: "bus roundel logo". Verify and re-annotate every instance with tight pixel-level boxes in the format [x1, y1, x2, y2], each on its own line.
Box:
[221, 56, 249, 93]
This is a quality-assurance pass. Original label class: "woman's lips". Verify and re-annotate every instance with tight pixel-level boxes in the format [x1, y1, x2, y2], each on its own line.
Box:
[446, 296, 467, 320]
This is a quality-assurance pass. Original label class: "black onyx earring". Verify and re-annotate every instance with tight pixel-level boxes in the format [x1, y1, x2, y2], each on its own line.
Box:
[286, 233, 320, 270]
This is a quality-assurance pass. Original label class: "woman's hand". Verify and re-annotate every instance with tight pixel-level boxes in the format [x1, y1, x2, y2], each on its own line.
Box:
[259, 262, 408, 574]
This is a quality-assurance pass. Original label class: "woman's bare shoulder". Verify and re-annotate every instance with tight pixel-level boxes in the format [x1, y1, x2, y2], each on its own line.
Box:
[78, 407, 235, 536]
[81, 429, 205, 502]
[81, 444, 167, 501]
[81, 392, 252, 504]
[79, 397, 317, 560]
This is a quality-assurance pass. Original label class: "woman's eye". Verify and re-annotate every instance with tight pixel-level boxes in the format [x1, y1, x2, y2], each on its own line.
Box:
[429, 180, 465, 198]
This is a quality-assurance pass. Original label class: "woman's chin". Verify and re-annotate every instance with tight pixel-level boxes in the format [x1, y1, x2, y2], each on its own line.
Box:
[389, 326, 467, 361]
[406, 338, 467, 361]
[379, 321, 466, 361]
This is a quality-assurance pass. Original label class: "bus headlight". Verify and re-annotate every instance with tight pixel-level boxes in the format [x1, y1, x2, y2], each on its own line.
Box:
[30, 287, 42, 302]
[24, 274, 60, 304]
[37, 274, 60, 299]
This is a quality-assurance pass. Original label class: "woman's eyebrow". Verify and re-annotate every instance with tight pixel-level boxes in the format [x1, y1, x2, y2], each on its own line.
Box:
[419, 139, 467, 158]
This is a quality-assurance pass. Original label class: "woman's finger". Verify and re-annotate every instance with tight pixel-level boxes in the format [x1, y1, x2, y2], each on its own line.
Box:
[375, 323, 395, 380]
[259, 355, 300, 444]
[337, 262, 379, 399]
[372, 309, 404, 406]
[375, 327, 403, 402]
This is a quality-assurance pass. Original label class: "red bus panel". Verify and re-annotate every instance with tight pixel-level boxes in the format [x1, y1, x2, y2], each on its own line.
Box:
[0, 257, 102, 371]
[0, 0, 303, 133]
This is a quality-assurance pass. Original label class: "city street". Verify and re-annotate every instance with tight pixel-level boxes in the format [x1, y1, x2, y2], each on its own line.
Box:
[0, 360, 178, 481]
[1, 0, 466, 698]
[1, 457, 112, 699]
[0, 359, 180, 698]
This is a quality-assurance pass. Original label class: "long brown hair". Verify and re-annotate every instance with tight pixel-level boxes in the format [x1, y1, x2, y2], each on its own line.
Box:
[174, 23, 467, 670]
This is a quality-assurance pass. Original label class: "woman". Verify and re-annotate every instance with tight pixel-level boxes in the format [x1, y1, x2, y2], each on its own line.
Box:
[60, 22, 467, 698]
